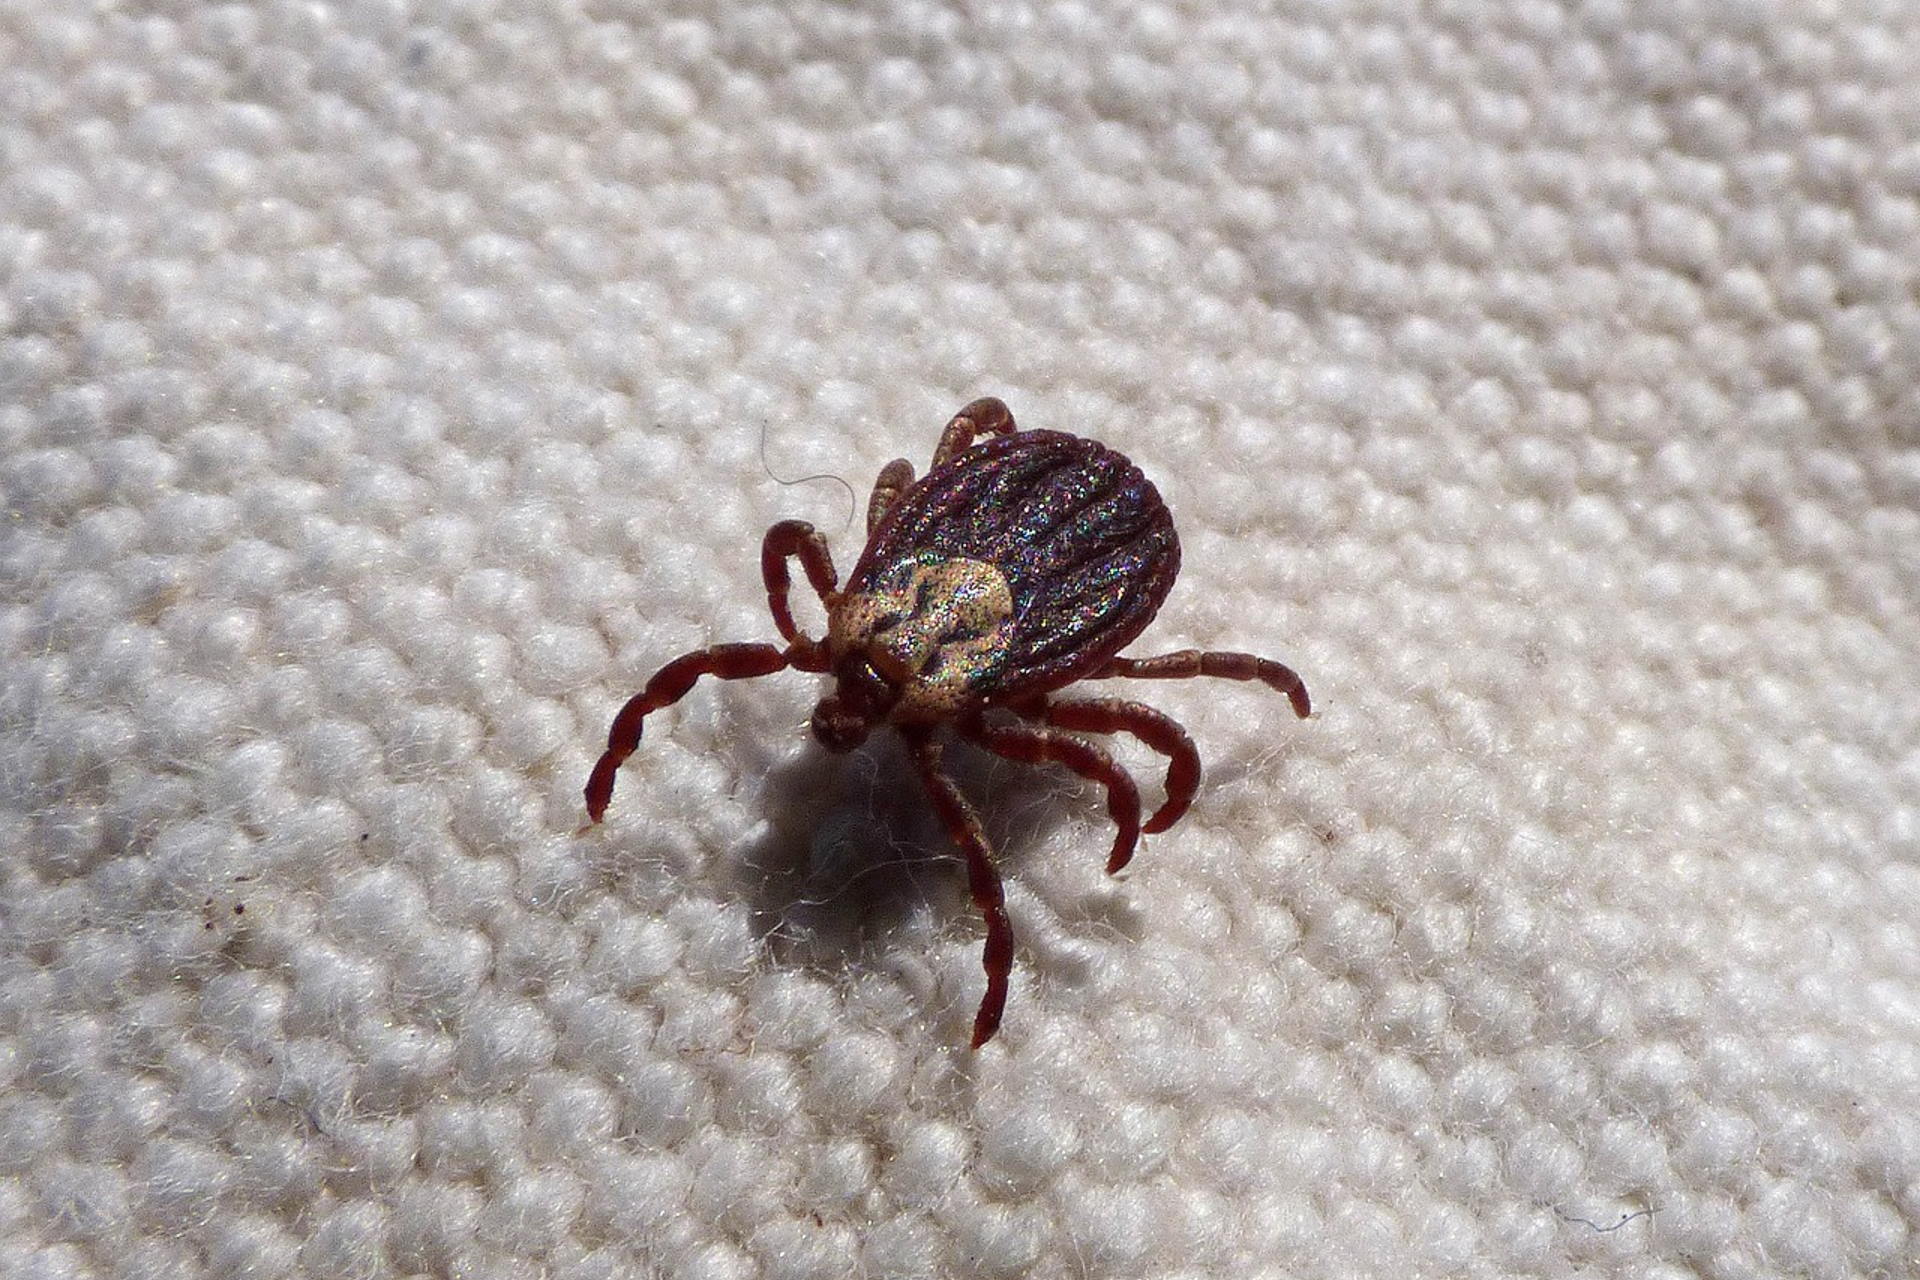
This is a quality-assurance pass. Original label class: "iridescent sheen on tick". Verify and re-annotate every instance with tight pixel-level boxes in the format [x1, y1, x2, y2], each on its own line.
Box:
[851, 430, 1179, 699]
[584, 399, 1311, 1047]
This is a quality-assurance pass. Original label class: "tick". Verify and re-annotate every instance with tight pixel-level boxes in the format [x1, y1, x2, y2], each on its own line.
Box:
[585, 398, 1310, 1046]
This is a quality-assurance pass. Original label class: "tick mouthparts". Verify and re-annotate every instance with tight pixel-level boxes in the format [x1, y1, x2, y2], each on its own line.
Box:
[809, 692, 873, 752]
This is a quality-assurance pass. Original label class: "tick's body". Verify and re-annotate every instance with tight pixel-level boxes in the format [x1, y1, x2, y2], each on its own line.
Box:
[586, 399, 1309, 1046]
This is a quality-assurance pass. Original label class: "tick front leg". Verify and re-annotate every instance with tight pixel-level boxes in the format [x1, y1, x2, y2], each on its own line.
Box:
[760, 519, 837, 653]
[584, 642, 790, 823]
[1093, 650, 1312, 720]
[867, 458, 915, 533]
[930, 397, 1016, 469]
[1020, 697, 1201, 835]
[904, 729, 1015, 1049]
[963, 712, 1144, 874]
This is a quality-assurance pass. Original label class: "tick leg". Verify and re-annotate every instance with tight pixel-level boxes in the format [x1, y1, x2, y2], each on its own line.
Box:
[584, 642, 789, 823]
[930, 397, 1017, 469]
[1092, 650, 1312, 720]
[904, 729, 1014, 1049]
[1020, 696, 1201, 835]
[867, 458, 915, 533]
[962, 712, 1143, 875]
[761, 519, 837, 651]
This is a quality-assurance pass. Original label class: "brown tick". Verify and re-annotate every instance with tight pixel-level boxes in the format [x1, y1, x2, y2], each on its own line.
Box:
[586, 398, 1310, 1046]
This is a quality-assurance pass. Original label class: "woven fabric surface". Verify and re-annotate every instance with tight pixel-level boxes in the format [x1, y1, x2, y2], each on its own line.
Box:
[4, 2, 1919, 1277]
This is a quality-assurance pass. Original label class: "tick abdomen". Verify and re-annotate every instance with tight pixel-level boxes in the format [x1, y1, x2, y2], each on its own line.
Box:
[849, 430, 1181, 700]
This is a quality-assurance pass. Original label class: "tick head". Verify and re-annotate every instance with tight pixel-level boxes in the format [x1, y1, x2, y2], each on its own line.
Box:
[812, 555, 1014, 749]
[809, 647, 896, 751]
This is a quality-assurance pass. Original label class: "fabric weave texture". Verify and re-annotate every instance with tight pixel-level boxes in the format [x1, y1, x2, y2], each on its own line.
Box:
[3, 2, 1918, 1277]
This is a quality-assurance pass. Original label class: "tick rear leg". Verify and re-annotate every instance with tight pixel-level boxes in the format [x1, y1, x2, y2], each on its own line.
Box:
[1093, 650, 1312, 720]
[867, 459, 915, 532]
[962, 712, 1144, 875]
[585, 642, 790, 823]
[761, 519, 837, 658]
[931, 397, 1017, 469]
[904, 729, 1015, 1049]
[1020, 696, 1201, 835]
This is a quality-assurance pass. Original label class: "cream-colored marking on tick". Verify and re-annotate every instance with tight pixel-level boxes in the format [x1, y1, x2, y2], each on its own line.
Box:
[831, 556, 1015, 720]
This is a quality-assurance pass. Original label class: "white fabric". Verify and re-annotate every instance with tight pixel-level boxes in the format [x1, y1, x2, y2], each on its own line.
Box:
[4, 2, 1918, 1276]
